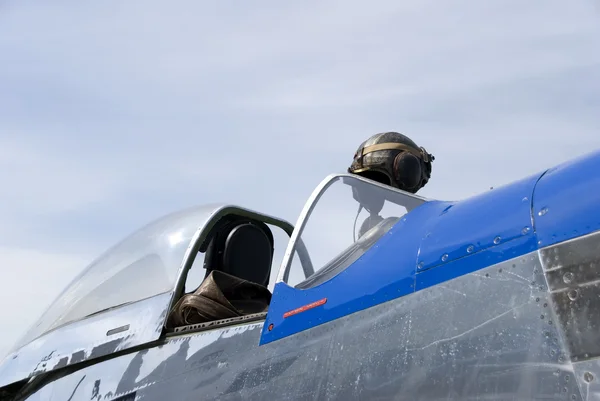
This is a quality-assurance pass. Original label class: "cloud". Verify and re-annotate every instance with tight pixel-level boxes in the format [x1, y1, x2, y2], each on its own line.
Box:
[0, 0, 599, 362]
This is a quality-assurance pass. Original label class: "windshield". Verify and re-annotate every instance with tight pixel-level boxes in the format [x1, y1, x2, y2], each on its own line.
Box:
[285, 175, 427, 289]
[14, 204, 222, 349]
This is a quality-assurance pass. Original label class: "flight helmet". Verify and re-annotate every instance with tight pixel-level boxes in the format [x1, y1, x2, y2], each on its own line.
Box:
[348, 132, 434, 194]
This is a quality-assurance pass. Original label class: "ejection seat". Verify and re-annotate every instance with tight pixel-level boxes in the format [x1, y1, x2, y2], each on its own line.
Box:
[167, 216, 274, 328]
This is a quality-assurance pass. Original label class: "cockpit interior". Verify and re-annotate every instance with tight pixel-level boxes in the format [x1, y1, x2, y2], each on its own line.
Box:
[166, 215, 276, 332]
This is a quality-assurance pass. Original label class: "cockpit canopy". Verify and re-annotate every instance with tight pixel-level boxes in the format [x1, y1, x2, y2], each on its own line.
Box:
[14, 205, 220, 350]
[277, 174, 428, 289]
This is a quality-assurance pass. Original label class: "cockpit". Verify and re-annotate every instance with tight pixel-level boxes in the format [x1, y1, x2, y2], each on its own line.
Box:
[164, 213, 296, 330]
[0, 173, 429, 388]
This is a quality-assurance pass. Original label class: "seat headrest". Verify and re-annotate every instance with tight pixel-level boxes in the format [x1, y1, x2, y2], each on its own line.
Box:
[222, 223, 273, 286]
[203, 219, 274, 288]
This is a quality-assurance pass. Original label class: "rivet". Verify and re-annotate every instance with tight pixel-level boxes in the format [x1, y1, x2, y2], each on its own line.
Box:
[563, 272, 574, 284]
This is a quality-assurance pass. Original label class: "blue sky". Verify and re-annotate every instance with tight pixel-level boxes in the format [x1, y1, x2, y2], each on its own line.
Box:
[1, 0, 600, 357]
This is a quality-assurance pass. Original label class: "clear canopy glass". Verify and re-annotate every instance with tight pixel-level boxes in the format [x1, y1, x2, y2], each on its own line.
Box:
[14, 204, 224, 349]
[285, 175, 428, 289]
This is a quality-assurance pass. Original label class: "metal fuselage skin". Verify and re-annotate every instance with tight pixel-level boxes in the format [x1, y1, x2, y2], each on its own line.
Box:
[10, 150, 600, 401]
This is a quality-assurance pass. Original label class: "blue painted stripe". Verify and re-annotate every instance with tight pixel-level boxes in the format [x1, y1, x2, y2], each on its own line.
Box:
[532, 150, 600, 247]
[417, 172, 541, 272]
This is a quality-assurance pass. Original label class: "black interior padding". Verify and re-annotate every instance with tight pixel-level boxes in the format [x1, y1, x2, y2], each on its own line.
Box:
[203, 219, 274, 288]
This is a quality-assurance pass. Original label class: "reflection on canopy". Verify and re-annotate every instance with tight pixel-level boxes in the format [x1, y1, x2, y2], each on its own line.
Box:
[283, 174, 428, 289]
[14, 204, 223, 350]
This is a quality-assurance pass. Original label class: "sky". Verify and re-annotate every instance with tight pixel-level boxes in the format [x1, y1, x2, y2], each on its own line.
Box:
[0, 0, 600, 358]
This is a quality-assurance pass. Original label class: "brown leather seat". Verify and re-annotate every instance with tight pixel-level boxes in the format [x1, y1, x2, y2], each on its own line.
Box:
[167, 270, 271, 327]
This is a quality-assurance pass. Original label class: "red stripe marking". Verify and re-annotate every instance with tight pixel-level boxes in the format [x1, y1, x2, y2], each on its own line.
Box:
[283, 298, 327, 318]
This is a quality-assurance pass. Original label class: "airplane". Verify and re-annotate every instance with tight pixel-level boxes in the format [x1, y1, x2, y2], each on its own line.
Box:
[1, 149, 600, 401]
